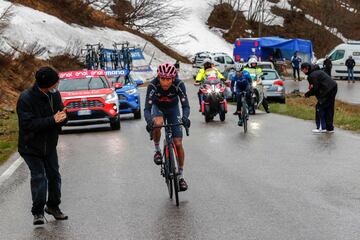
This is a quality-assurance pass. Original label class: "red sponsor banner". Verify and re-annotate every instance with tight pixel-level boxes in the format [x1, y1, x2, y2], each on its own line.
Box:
[59, 70, 106, 79]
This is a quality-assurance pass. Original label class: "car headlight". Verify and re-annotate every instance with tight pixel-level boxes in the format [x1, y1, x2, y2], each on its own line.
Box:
[105, 92, 118, 104]
[206, 89, 212, 93]
[126, 89, 137, 95]
[215, 88, 221, 93]
[252, 82, 257, 87]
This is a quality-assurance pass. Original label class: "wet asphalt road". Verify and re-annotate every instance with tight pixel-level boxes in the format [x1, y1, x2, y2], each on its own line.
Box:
[285, 79, 360, 104]
[2, 82, 360, 240]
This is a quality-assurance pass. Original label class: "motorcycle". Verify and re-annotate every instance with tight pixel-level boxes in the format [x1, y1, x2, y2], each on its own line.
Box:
[196, 76, 229, 122]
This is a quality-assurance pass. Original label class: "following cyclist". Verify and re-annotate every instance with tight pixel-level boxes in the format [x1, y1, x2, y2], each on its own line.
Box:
[144, 63, 191, 191]
[195, 58, 225, 111]
[231, 66, 252, 126]
[244, 58, 270, 113]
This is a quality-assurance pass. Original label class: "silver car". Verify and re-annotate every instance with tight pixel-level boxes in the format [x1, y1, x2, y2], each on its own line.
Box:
[260, 69, 286, 103]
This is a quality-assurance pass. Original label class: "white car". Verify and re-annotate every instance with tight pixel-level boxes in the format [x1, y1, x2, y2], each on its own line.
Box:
[317, 41, 360, 79]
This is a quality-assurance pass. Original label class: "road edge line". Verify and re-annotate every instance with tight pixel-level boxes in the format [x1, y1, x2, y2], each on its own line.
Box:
[0, 157, 23, 187]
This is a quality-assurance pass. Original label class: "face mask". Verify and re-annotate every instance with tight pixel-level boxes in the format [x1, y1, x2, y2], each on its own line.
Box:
[49, 88, 57, 94]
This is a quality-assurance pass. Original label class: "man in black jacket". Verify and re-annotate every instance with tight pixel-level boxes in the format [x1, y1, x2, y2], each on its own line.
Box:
[345, 55, 356, 83]
[323, 55, 332, 77]
[301, 63, 338, 133]
[17, 67, 68, 225]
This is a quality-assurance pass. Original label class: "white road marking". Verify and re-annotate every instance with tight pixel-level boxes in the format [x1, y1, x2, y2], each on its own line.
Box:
[0, 157, 23, 187]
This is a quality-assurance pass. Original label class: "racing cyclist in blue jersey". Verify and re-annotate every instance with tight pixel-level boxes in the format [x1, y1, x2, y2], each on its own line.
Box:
[144, 63, 191, 191]
[231, 66, 252, 126]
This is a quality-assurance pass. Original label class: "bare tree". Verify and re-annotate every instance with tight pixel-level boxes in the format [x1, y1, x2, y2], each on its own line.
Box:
[112, 0, 186, 38]
[0, 5, 13, 34]
[247, 0, 277, 36]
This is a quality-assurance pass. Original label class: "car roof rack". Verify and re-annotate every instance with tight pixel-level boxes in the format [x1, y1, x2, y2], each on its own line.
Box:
[347, 41, 360, 45]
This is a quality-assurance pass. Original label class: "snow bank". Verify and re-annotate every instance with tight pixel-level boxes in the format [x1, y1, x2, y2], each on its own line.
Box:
[0, 1, 195, 80]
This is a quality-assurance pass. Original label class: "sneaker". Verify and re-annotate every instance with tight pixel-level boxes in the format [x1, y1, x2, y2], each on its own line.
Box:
[326, 130, 335, 133]
[33, 214, 45, 225]
[265, 109, 270, 113]
[233, 111, 238, 115]
[153, 151, 162, 165]
[312, 129, 322, 133]
[179, 178, 188, 191]
[238, 120, 243, 126]
[353, 81, 356, 83]
[45, 207, 68, 220]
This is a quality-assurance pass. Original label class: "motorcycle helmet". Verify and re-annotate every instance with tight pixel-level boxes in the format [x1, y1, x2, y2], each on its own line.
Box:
[248, 58, 258, 68]
[203, 58, 213, 70]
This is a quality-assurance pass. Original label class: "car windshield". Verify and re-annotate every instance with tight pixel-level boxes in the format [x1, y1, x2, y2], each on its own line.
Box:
[108, 75, 132, 85]
[262, 71, 279, 80]
[58, 76, 109, 92]
[258, 64, 272, 69]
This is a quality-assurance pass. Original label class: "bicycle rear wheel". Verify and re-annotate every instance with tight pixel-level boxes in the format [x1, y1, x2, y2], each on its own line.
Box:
[242, 101, 248, 133]
[169, 144, 179, 206]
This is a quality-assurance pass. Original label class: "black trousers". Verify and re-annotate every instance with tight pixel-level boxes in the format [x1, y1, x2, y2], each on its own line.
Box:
[324, 68, 331, 77]
[320, 85, 338, 131]
[22, 150, 61, 215]
[293, 67, 300, 81]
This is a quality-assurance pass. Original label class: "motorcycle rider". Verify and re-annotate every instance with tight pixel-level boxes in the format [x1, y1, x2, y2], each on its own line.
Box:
[144, 63, 191, 191]
[195, 58, 225, 111]
[244, 58, 270, 113]
[231, 66, 252, 126]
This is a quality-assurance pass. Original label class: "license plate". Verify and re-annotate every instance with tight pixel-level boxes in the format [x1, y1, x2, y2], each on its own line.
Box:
[77, 109, 92, 116]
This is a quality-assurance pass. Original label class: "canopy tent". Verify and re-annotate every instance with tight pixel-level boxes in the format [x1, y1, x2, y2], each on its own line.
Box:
[233, 37, 314, 63]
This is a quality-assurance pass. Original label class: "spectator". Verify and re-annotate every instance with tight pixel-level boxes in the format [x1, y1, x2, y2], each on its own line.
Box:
[291, 52, 302, 81]
[323, 55, 332, 77]
[345, 55, 356, 83]
[301, 63, 337, 133]
[16, 67, 68, 225]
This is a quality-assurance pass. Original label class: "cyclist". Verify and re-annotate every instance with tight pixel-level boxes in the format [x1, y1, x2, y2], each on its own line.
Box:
[195, 58, 225, 111]
[144, 63, 191, 191]
[244, 58, 270, 113]
[231, 66, 252, 126]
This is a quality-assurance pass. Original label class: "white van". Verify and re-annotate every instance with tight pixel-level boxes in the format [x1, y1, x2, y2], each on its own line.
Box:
[317, 41, 360, 79]
[192, 52, 236, 79]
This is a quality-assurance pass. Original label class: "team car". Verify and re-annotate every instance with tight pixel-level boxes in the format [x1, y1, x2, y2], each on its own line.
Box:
[58, 70, 121, 130]
[106, 70, 143, 119]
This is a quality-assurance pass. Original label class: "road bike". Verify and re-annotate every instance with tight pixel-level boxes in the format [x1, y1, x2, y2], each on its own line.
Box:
[151, 121, 189, 206]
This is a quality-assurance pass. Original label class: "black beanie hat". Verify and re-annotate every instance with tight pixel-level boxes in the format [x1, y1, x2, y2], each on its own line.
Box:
[35, 67, 59, 88]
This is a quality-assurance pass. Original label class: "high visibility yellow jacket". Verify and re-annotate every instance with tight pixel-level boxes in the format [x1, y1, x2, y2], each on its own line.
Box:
[243, 67, 262, 80]
[195, 67, 225, 83]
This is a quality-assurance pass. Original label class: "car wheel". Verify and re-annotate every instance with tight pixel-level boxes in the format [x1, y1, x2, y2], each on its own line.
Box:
[134, 109, 141, 119]
[110, 115, 121, 130]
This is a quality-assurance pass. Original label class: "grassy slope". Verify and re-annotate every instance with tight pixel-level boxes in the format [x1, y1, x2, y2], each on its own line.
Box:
[270, 96, 360, 132]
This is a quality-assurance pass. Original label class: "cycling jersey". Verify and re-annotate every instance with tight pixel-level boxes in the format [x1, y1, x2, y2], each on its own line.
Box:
[144, 78, 190, 123]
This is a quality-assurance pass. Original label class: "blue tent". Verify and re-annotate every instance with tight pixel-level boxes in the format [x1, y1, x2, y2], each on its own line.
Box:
[233, 37, 313, 63]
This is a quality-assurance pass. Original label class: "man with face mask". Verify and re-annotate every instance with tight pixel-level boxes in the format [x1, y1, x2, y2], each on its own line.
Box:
[17, 67, 68, 225]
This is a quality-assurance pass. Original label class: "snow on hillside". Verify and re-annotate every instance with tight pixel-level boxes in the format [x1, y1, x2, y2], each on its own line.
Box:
[0, 0, 192, 80]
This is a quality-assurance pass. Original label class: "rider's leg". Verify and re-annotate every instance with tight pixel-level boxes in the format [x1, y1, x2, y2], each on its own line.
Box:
[152, 116, 164, 148]
[262, 96, 270, 113]
[173, 138, 184, 170]
[197, 90, 202, 111]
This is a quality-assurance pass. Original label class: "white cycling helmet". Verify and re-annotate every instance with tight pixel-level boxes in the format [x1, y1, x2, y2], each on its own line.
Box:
[235, 63, 243, 72]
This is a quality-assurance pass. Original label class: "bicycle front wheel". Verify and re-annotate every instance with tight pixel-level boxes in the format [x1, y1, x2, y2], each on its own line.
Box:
[169, 144, 180, 206]
[164, 146, 173, 199]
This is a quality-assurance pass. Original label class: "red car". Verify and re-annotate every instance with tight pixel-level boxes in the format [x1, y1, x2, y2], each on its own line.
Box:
[58, 70, 122, 130]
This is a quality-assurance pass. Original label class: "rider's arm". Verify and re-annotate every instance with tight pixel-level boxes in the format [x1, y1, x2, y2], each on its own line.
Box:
[195, 69, 205, 82]
[177, 81, 190, 118]
[144, 84, 156, 123]
[216, 69, 225, 81]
